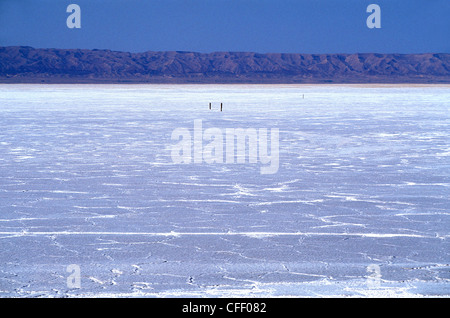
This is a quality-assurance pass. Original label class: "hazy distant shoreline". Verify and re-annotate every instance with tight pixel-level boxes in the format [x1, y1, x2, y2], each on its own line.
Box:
[2, 78, 450, 84]
[1, 46, 449, 84]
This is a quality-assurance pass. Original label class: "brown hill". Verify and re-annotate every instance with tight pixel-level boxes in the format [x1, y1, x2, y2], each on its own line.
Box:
[0, 46, 449, 83]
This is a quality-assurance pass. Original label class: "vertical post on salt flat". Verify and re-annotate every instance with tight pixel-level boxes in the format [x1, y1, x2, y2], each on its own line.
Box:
[220, 103, 223, 112]
[209, 102, 211, 110]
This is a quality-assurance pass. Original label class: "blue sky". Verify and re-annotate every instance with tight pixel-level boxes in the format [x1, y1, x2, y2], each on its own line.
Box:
[0, 0, 448, 53]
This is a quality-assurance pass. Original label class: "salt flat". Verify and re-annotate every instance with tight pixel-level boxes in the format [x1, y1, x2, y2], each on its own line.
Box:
[0, 84, 449, 297]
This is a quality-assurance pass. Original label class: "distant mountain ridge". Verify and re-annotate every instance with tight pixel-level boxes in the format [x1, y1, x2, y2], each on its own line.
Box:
[1, 46, 449, 83]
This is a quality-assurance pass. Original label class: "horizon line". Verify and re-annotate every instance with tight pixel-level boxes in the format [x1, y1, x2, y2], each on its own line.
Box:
[2, 45, 448, 56]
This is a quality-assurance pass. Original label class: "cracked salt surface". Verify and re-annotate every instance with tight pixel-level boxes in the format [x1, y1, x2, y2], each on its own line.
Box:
[0, 84, 449, 297]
